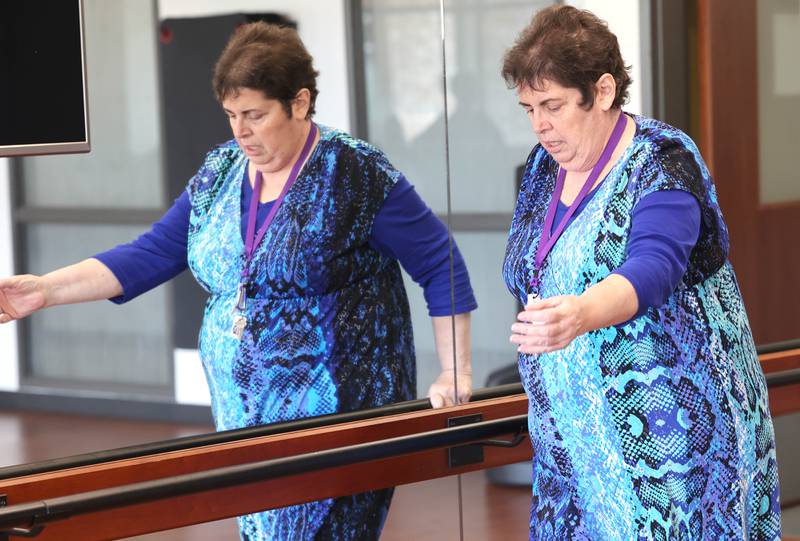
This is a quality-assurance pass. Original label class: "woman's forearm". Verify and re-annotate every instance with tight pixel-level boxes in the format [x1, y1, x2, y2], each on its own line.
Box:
[577, 273, 638, 334]
[42, 258, 123, 307]
[428, 312, 473, 406]
[431, 312, 472, 374]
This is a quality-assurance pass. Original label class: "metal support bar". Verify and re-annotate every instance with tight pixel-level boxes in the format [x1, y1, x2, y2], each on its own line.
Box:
[0, 525, 45, 540]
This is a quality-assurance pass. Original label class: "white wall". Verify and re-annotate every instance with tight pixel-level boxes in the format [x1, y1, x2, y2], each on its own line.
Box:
[0, 159, 20, 391]
[158, 0, 350, 405]
[174, 348, 210, 405]
[758, 0, 800, 203]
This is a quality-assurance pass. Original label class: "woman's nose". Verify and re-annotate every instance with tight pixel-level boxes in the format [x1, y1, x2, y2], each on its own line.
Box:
[531, 111, 551, 134]
[231, 117, 250, 138]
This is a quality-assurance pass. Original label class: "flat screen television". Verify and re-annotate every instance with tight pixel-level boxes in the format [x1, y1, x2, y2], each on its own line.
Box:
[0, 0, 90, 157]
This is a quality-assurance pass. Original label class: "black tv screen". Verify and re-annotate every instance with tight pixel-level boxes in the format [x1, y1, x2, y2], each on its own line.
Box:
[0, 0, 90, 156]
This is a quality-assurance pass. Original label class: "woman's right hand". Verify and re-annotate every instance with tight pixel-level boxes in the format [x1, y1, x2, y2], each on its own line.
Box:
[0, 274, 49, 323]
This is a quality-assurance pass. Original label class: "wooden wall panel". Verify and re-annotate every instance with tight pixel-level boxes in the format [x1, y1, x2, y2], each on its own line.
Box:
[698, 0, 800, 343]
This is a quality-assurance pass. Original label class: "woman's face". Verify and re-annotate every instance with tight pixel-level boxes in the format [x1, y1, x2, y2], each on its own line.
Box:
[517, 78, 613, 172]
[221, 87, 309, 173]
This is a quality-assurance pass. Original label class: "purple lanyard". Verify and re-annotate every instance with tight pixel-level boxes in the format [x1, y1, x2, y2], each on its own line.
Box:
[529, 112, 627, 297]
[236, 122, 318, 310]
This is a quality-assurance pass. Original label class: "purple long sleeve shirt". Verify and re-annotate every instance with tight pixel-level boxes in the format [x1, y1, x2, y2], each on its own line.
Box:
[552, 188, 701, 317]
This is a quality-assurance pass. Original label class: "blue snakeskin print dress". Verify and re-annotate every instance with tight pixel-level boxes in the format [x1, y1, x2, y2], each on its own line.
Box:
[503, 115, 781, 540]
[185, 125, 415, 540]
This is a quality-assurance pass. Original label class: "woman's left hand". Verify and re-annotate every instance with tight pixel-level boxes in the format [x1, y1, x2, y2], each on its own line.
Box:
[510, 295, 585, 355]
[427, 369, 472, 408]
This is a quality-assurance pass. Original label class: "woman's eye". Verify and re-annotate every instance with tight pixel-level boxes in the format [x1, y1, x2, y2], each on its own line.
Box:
[548, 105, 561, 113]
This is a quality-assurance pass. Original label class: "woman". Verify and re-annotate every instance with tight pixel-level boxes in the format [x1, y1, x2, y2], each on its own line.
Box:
[503, 6, 779, 540]
[0, 22, 476, 541]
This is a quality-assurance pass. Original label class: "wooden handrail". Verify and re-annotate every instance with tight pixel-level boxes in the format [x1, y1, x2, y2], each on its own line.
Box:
[760, 348, 800, 374]
[0, 394, 530, 540]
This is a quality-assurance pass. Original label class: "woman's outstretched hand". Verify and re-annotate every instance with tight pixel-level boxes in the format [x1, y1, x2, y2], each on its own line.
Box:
[510, 295, 585, 355]
[427, 369, 472, 408]
[0, 275, 48, 323]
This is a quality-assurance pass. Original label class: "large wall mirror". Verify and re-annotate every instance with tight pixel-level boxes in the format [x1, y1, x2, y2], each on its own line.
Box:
[8, 0, 456, 425]
[3, 0, 467, 538]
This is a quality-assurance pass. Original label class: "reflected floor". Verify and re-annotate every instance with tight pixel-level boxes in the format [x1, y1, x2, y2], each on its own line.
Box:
[0, 411, 797, 540]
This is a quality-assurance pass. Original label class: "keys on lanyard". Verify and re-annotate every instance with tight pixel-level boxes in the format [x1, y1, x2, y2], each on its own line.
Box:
[230, 284, 248, 340]
[526, 273, 541, 306]
[228, 122, 319, 341]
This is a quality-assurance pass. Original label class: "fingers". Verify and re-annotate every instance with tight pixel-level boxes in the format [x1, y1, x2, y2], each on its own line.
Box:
[0, 289, 19, 320]
[510, 334, 570, 353]
[523, 295, 562, 311]
[429, 392, 455, 409]
[510, 329, 568, 354]
[512, 294, 582, 354]
[427, 369, 472, 409]
[510, 316, 573, 354]
[429, 393, 444, 409]
[428, 382, 471, 409]
[517, 300, 564, 324]
[511, 319, 570, 341]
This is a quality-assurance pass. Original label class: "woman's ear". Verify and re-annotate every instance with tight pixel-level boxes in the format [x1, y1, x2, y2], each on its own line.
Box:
[594, 73, 617, 111]
[292, 88, 312, 119]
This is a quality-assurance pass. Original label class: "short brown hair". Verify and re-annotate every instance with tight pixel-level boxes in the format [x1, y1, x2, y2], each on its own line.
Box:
[501, 5, 631, 109]
[213, 22, 319, 117]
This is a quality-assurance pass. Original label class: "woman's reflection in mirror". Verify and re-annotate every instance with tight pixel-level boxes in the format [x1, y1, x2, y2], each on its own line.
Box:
[0, 21, 477, 541]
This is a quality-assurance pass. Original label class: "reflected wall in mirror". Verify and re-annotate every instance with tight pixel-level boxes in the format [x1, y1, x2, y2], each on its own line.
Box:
[758, 0, 800, 205]
[14, 0, 171, 397]
[755, 0, 800, 522]
[359, 0, 449, 378]
[743, 0, 800, 343]
[359, 0, 474, 403]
